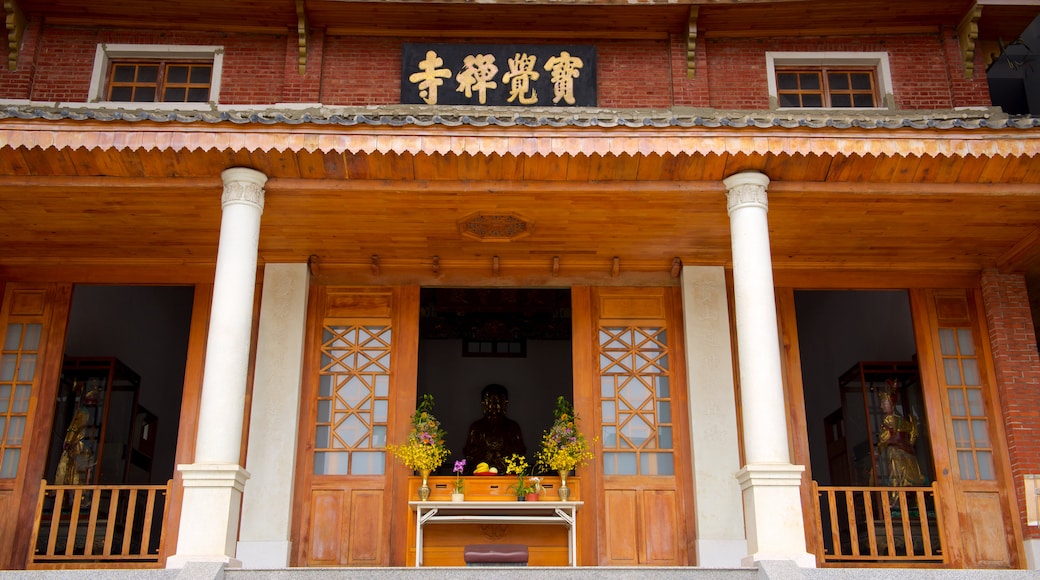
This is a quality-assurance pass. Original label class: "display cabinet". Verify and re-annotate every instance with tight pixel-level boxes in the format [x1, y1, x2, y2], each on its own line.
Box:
[833, 360, 933, 487]
[45, 357, 142, 485]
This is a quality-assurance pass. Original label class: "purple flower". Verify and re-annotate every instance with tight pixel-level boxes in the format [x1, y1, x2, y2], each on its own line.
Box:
[454, 459, 466, 474]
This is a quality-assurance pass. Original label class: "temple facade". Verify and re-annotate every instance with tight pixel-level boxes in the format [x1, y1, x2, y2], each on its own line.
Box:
[1, 0, 1040, 571]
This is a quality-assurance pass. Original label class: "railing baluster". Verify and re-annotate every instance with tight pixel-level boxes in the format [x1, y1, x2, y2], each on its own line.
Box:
[122, 488, 139, 555]
[898, 490, 913, 556]
[103, 488, 119, 557]
[864, 489, 877, 557]
[64, 489, 84, 556]
[140, 488, 158, 556]
[916, 489, 932, 556]
[47, 488, 64, 557]
[84, 487, 100, 556]
[844, 489, 860, 556]
[826, 488, 842, 556]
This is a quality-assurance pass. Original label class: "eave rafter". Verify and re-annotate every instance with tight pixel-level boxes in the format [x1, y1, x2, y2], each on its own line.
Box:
[0, 123, 1036, 160]
[4, 0, 25, 72]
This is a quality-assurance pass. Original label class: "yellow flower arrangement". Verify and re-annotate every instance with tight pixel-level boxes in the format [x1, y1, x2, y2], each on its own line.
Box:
[387, 394, 449, 472]
[536, 396, 593, 473]
[504, 453, 539, 498]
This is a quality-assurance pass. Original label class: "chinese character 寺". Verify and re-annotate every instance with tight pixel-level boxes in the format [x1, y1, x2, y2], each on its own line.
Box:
[409, 50, 452, 105]
[544, 51, 583, 105]
[456, 53, 499, 104]
[502, 53, 539, 105]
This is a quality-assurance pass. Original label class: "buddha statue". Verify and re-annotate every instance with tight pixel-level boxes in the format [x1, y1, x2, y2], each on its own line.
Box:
[463, 383, 526, 474]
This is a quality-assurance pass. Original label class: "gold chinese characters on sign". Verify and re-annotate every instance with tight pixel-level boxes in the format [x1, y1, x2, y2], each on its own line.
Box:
[403, 44, 596, 107]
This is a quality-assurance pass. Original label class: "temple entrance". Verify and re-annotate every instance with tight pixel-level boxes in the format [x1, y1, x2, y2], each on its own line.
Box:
[416, 287, 573, 476]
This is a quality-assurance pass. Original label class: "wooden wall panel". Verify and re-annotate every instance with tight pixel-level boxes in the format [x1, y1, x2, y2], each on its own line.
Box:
[347, 490, 386, 565]
[642, 490, 679, 564]
[963, 491, 1012, 567]
[308, 490, 344, 565]
[604, 489, 639, 564]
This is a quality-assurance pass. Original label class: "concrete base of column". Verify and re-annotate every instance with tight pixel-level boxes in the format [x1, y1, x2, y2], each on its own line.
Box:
[167, 463, 250, 569]
[696, 538, 749, 568]
[236, 540, 292, 569]
[1025, 538, 1040, 570]
[737, 463, 816, 568]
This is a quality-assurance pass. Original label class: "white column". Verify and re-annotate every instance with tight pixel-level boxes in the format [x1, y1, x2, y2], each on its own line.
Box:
[167, 167, 267, 568]
[680, 266, 747, 567]
[724, 171, 814, 568]
[237, 263, 310, 568]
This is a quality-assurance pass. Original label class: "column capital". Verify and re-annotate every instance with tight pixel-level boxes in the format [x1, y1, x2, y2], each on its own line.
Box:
[221, 167, 268, 212]
[723, 171, 770, 214]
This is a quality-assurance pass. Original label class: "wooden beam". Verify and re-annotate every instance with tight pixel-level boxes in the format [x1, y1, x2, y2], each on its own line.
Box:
[686, 6, 699, 79]
[996, 227, 1040, 273]
[296, 0, 308, 75]
[4, 0, 25, 72]
[957, 3, 983, 79]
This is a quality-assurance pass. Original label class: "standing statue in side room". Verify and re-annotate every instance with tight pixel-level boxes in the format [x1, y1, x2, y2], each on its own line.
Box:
[463, 383, 526, 474]
[877, 381, 927, 488]
[54, 379, 99, 485]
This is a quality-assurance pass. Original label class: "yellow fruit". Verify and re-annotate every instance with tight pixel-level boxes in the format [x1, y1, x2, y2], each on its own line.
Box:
[489, 467, 498, 474]
[475, 462, 490, 473]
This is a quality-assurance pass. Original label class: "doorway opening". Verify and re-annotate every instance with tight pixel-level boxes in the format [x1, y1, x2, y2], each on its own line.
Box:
[30, 284, 194, 565]
[417, 288, 572, 475]
[47, 285, 194, 486]
[794, 289, 941, 562]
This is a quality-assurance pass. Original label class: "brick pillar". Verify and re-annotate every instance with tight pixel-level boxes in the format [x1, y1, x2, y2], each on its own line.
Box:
[980, 268, 1040, 566]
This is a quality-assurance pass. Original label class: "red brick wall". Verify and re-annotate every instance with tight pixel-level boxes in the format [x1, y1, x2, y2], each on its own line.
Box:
[597, 39, 672, 108]
[703, 33, 985, 110]
[980, 268, 1040, 540]
[9, 20, 993, 109]
[25, 26, 287, 104]
[320, 35, 400, 105]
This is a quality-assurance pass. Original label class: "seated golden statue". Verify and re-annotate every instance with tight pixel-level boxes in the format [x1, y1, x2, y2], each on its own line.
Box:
[463, 384, 526, 474]
[877, 386, 926, 487]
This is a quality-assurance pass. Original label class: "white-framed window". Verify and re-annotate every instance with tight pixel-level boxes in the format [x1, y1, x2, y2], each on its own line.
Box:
[766, 52, 893, 110]
[88, 44, 224, 107]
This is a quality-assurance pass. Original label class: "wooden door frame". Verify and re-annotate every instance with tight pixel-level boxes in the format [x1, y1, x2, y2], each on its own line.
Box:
[290, 285, 419, 567]
[582, 285, 696, 566]
[0, 283, 72, 569]
[910, 288, 1026, 568]
[778, 284, 1025, 568]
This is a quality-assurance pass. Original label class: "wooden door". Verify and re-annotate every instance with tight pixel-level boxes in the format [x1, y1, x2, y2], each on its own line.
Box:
[0, 283, 71, 569]
[912, 289, 1023, 568]
[586, 287, 694, 566]
[292, 286, 419, 566]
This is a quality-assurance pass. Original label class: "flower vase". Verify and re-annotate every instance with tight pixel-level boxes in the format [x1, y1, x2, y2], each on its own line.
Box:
[417, 469, 431, 501]
[557, 469, 571, 501]
[451, 492, 464, 502]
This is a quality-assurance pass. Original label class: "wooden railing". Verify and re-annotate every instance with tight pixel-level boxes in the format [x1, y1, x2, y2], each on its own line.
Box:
[812, 482, 945, 565]
[28, 480, 172, 568]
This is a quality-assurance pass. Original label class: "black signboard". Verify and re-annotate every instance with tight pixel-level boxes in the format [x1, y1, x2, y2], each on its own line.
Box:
[402, 43, 597, 107]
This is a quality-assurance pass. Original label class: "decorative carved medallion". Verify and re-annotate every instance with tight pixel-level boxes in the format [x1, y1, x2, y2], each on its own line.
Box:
[459, 212, 532, 241]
